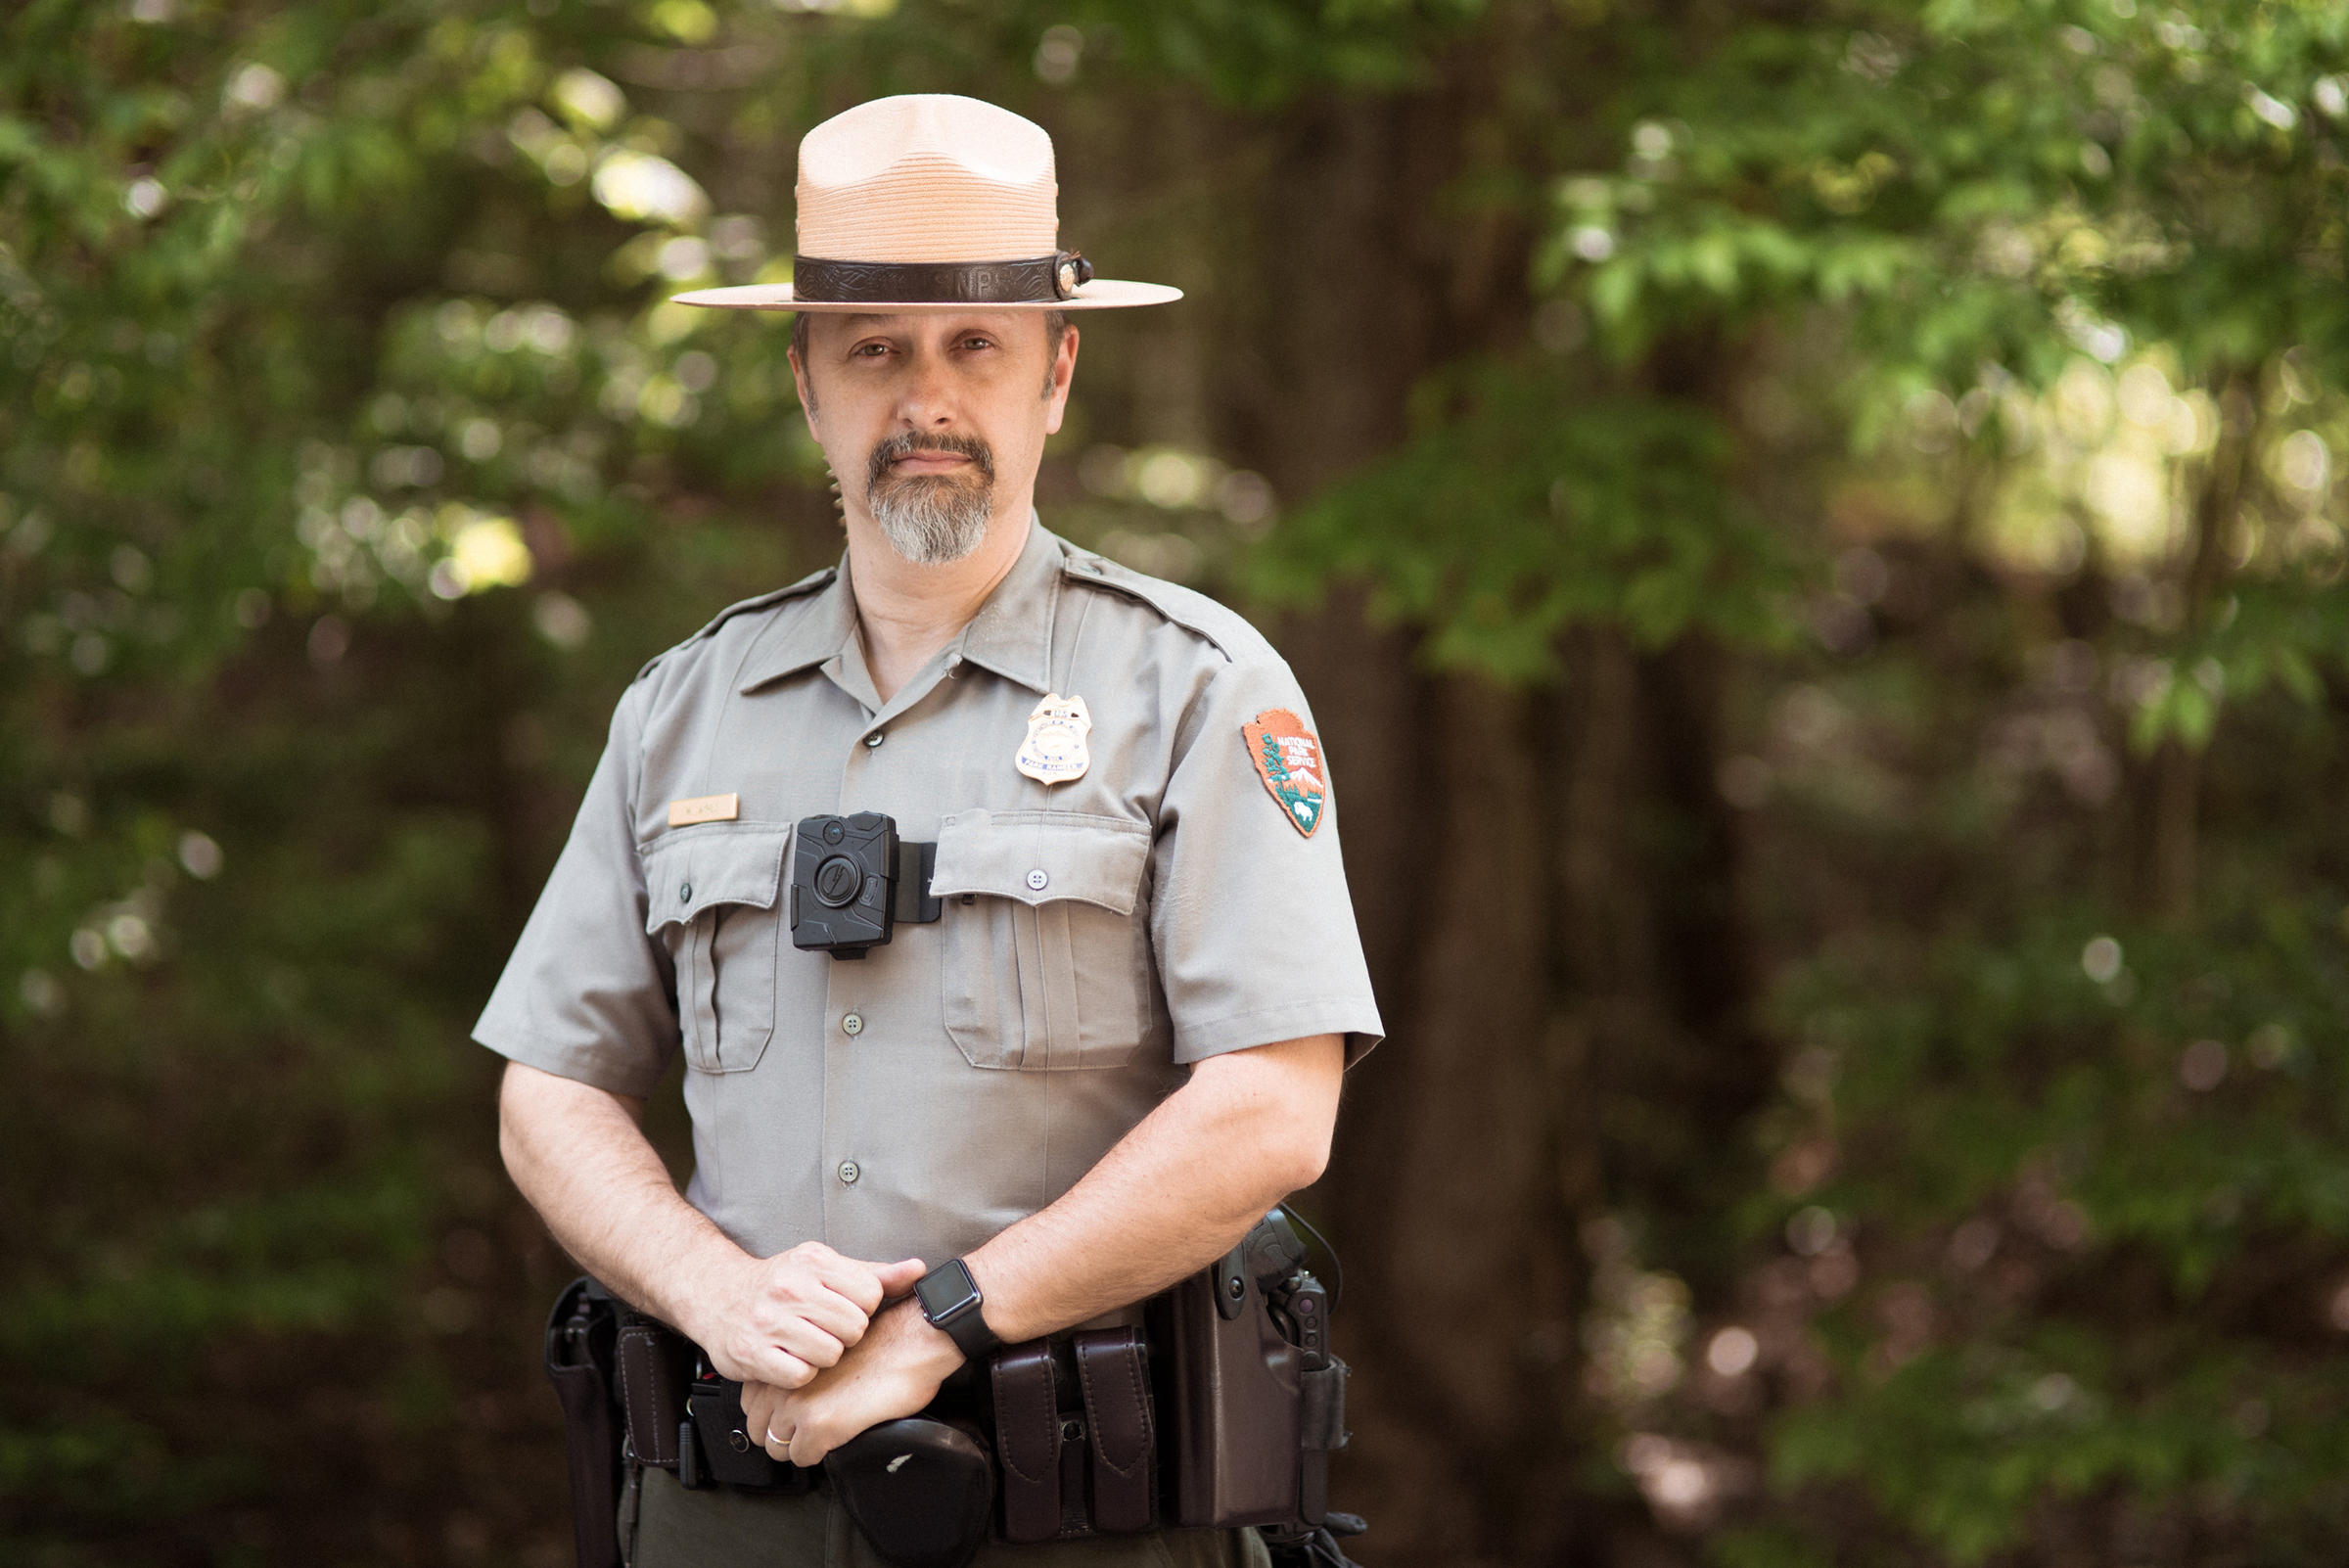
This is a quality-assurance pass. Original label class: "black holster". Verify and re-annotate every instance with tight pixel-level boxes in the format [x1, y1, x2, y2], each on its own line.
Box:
[1152, 1216, 1353, 1531]
[1154, 1211, 1366, 1568]
[543, 1277, 623, 1568]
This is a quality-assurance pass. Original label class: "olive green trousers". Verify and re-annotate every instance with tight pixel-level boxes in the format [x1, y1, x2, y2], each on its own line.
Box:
[622, 1464, 1276, 1568]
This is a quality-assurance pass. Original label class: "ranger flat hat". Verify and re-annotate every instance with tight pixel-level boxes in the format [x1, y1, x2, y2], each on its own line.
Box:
[672, 94, 1180, 314]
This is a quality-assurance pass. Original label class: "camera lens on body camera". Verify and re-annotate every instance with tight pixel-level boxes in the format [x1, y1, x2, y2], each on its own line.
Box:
[814, 855, 864, 907]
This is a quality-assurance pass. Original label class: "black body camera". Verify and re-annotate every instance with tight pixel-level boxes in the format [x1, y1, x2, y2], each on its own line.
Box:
[789, 811, 940, 958]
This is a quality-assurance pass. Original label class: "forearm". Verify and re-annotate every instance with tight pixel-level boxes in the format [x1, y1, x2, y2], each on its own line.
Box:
[963, 1034, 1342, 1344]
[497, 1059, 748, 1339]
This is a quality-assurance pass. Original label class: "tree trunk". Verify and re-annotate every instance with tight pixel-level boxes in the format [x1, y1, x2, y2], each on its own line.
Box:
[1189, 54, 1773, 1558]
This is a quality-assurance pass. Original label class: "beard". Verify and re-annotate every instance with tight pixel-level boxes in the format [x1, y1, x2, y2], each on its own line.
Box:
[862, 432, 997, 565]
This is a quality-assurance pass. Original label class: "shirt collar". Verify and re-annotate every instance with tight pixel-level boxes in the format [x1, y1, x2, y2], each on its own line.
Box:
[734, 562, 856, 694]
[947, 511, 1062, 696]
[735, 511, 1064, 697]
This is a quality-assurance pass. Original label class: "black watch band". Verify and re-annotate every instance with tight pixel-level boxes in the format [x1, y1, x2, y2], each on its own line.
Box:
[914, 1258, 1002, 1361]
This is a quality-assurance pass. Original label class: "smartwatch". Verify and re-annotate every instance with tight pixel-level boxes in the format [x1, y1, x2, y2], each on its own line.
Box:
[914, 1258, 1002, 1361]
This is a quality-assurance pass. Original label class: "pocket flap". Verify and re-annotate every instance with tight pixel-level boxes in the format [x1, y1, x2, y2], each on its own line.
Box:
[640, 825, 791, 933]
[931, 810, 1149, 916]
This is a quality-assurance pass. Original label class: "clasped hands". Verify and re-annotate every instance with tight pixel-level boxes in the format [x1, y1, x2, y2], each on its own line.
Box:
[692, 1240, 969, 1469]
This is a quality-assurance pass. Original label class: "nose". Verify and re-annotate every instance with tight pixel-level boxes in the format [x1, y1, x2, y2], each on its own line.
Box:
[894, 343, 957, 430]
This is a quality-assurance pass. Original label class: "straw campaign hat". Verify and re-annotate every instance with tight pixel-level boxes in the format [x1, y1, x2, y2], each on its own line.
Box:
[672, 95, 1180, 314]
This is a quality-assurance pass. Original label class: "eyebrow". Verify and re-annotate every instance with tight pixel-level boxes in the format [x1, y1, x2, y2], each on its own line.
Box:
[825, 314, 1019, 351]
[834, 314, 997, 335]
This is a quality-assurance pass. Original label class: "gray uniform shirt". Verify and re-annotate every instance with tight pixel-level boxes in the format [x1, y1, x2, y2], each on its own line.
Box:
[475, 519, 1383, 1267]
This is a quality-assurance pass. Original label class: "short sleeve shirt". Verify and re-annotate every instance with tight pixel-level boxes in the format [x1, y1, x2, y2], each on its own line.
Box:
[474, 519, 1383, 1266]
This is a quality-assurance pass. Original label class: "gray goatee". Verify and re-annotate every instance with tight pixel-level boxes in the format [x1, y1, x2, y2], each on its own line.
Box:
[863, 432, 997, 565]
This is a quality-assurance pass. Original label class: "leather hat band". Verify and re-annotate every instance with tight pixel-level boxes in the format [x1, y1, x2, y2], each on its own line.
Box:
[791, 251, 1094, 303]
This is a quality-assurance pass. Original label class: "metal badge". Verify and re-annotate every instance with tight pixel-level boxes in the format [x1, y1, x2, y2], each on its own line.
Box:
[1016, 693, 1092, 785]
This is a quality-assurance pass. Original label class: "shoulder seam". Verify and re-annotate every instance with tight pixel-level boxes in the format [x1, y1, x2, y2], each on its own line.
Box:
[1058, 548, 1263, 666]
[633, 566, 838, 684]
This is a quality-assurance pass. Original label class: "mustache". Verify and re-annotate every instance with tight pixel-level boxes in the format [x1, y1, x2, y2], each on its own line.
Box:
[866, 431, 995, 491]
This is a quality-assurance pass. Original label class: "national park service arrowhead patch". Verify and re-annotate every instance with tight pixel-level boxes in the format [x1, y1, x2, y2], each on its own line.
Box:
[1243, 709, 1327, 838]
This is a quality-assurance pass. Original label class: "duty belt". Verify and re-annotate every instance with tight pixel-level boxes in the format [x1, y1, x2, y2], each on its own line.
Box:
[544, 1209, 1361, 1568]
[609, 1314, 1157, 1566]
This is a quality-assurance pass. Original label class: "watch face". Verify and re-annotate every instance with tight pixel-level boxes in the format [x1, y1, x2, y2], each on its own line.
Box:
[917, 1262, 979, 1320]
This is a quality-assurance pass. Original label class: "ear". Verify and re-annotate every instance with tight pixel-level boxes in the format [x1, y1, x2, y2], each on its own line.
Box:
[1041, 324, 1080, 437]
[787, 345, 820, 438]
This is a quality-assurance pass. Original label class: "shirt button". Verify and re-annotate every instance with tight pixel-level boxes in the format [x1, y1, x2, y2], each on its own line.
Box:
[838, 1160, 860, 1184]
[678, 883, 692, 902]
[864, 731, 885, 749]
[842, 1011, 864, 1037]
[1026, 869, 1049, 892]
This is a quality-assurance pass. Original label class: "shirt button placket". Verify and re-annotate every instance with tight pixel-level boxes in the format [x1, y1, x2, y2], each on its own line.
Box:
[827, 711, 896, 1238]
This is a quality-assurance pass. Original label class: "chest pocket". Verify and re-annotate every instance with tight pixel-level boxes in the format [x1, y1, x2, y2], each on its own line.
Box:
[640, 825, 789, 1075]
[931, 810, 1154, 1071]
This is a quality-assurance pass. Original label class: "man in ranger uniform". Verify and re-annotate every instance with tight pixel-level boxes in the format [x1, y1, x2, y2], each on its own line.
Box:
[481, 94, 1382, 1567]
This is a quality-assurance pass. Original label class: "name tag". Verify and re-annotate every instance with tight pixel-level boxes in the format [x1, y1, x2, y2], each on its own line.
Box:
[667, 793, 740, 827]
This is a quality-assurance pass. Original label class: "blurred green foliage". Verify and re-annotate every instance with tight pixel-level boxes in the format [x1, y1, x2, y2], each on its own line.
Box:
[9, 0, 2349, 1565]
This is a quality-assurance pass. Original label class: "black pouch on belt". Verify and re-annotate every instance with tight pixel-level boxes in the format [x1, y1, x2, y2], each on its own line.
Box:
[616, 1316, 812, 1494]
[543, 1277, 622, 1568]
[824, 1416, 996, 1568]
[614, 1312, 689, 1473]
